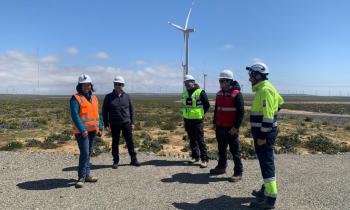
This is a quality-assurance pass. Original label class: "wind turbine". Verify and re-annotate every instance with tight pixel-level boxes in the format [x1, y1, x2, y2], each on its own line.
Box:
[168, 2, 195, 90]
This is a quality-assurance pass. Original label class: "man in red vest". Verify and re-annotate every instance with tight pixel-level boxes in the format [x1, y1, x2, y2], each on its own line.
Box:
[210, 70, 245, 182]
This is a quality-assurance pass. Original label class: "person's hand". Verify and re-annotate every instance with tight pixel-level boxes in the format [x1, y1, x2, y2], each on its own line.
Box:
[105, 127, 110, 132]
[229, 127, 239, 136]
[97, 131, 102, 137]
[257, 138, 267, 146]
[82, 131, 88, 139]
[131, 124, 135, 130]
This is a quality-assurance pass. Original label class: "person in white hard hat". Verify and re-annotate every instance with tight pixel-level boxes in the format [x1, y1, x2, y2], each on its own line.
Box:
[102, 76, 140, 169]
[246, 62, 284, 209]
[209, 69, 245, 182]
[182, 74, 210, 168]
[70, 74, 103, 188]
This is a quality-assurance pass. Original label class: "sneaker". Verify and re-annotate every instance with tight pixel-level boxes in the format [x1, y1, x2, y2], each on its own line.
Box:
[112, 162, 119, 169]
[249, 199, 275, 209]
[200, 161, 208, 168]
[85, 175, 98, 182]
[130, 160, 141, 167]
[228, 174, 242, 182]
[186, 159, 200, 165]
[75, 178, 85, 188]
[209, 167, 226, 175]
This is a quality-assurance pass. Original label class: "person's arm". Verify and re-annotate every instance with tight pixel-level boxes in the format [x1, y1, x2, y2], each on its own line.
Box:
[233, 92, 245, 129]
[70, 97, 86, 133]
[102, 94, 110, 128]
[129, 95, 134, 125]
[200, 90, 210, 114]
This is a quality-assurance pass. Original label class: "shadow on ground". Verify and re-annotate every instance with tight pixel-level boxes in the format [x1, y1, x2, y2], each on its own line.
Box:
[17, 178, 76, 190]
[173, 195, 254, 210]
[62, 164, 129, 172]
[161, 172, 228, 184]
[141, 160, 199, 167]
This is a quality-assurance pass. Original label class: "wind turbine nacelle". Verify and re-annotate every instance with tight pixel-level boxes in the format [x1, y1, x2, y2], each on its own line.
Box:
[186, 28, 195, 33]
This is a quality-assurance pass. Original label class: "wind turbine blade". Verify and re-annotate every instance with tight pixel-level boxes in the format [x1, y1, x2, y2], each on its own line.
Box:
[185, 8, 192, 29]
[168, 21, 185, 31]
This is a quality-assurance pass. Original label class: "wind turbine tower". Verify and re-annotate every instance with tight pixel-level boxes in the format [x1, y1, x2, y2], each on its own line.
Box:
[168, 2, 195, 89]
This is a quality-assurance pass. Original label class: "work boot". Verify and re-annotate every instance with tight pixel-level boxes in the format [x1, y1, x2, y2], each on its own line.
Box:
[249, 199, 275, 209]
[85, 175, 98, 182]
[209, 166, 226, 175]
[228, 174, 242, 182]
[186, 158, 200, 165]
[200, 161, 208, 168]
[75, 178, 85, 189]
[252, 185, 266, 201]
[130, 159, 141, 167]
[112, 162, 119, 169]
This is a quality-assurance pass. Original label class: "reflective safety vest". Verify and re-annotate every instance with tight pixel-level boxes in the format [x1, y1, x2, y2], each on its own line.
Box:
[182, 88, 205, 119]
[215, 89, 240, 128]
[250, 80, 284, 134]
[72, 94, 100, 134]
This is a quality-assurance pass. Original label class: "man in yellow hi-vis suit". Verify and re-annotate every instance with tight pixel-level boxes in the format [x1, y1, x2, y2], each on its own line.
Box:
[246, 62, 284, 209]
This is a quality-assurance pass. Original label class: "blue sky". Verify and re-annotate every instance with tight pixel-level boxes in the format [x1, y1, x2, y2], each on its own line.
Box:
[0, 0, 350, 95]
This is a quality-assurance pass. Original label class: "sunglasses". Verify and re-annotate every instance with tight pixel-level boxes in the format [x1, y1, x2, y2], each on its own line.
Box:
[219, 79, 229, 83]
[114, 83, 124, 86]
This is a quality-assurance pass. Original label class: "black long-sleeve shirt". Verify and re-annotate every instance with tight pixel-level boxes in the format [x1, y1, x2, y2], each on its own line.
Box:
[102, 91, 134, 127]
[213, 85, 245, 129]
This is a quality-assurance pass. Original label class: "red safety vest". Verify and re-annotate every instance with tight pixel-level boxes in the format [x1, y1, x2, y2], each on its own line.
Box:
[72, 94, 99, 134]
[215, 89, 240, 128]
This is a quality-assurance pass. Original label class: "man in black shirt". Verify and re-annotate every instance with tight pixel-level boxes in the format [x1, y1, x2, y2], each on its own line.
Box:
[102, 76, 140, 169]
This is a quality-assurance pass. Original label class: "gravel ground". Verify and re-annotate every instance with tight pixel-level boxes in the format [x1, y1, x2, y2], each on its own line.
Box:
[0, 151, 349, 210]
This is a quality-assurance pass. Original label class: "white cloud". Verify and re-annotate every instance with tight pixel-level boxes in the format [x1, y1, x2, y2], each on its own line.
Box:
[40, 55, 60, 63]
[65, 47, 79, 55]
[95, 51, 110, 60]
[0, 50, 183, 94]
[224, 44, 234, 49]
[129, 60, 147, 66]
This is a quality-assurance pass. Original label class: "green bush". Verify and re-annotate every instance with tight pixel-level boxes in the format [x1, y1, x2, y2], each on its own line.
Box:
[92, 136, 111, 157]
[240, 141, 256, 159]
[40, 139, 59, 149]
[160, 121, 177, 131]
[139, 136, 163, 153]
[276, 133, 301, 154]
[26, 139, 42, 147]
[156, 136, 170, 144]
[305, 134, 340, 154]
[0, 141, 24, 151]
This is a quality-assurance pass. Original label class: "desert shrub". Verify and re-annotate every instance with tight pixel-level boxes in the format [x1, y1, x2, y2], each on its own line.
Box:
[160, 121, 177, 131]
[206, 137, 217, 144]
[26, 139, 42, 147]
[304, 134, 340, 154]
[182, 135, 189, 141]
[40, 139, 59, 149]
[304, 117, 313, 122]
[276, 133, 301, 154]
[139, 136, 163, 153]
[156, 136, 170, 144]
[0, 141, 24, 151]
[296, 126, 307, 135]
[92, 136, 111, 157]
[181, 144, 191, 152]
[240, 141, 256, 159]
[243, 129, 252, 138]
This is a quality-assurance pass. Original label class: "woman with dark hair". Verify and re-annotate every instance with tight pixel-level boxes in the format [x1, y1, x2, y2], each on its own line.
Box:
[70, 74, 103, 188]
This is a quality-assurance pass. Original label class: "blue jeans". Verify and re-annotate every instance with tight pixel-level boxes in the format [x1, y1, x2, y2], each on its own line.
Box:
[75, 132, 95, 179]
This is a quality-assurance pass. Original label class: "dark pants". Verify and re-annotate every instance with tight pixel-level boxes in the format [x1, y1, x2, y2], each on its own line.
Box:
[111, 122, 137, 163]
[184, 119, 209, 162]
[215, 127, 243, 175]
[252, 127, 278, 204]
[75, 131, 95, 179]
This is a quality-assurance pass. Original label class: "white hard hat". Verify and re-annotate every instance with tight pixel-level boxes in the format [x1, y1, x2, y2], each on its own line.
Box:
[184, 74, 195, 82]
[113, 76, 125, 84]
[78, 74, 92, 84]
[246, 62, 269, 74]
[218, 69, 234, 80]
